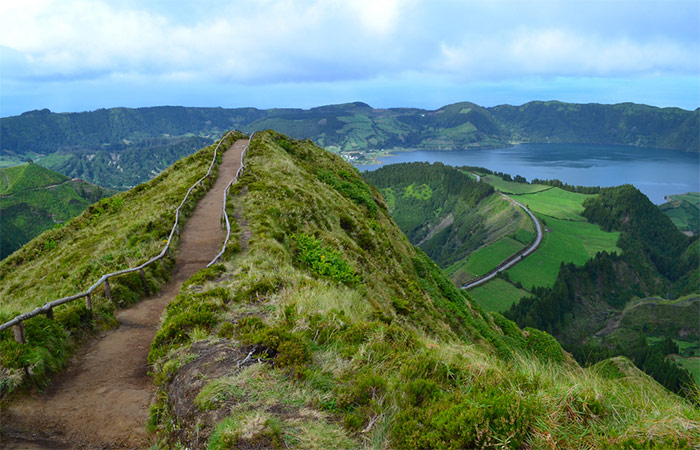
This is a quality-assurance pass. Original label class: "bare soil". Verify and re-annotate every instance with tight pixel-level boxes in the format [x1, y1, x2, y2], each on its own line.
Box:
[0, 139, 249, 449]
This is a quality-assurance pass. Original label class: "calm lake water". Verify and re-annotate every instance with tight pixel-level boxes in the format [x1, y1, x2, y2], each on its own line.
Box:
[356, 143, 700, 204]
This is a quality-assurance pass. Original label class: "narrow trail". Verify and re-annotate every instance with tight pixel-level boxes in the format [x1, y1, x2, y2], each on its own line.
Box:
[0, 139, 249, 449]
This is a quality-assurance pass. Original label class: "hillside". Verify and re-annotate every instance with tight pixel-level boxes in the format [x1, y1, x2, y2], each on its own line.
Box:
[507, 185, 699, 394]
[362, 163, 535, 286]
[143, 131, 698, 448]
[2, 131, 698, 448]
[0, 163, 115, 259]
[659, 192, 699, 235]
[0, 132, 243, 392]
[1, 101, 697, 189]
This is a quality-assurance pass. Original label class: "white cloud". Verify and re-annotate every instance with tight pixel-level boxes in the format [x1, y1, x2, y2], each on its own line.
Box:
[434, 28, 699, 80]
[0, 0, 696, 85]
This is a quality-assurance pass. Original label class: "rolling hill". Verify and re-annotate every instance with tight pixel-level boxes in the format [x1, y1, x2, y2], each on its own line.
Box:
[0, 163, 115, 259]
[1, 131, 697, 449]
[1, 101, 697, 189]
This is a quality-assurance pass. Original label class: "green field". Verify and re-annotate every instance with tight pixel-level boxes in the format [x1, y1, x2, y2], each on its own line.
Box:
[659, 192, 699, 233]
[512, 187, 593, 221]
[480, 174, 550, 194]
[676, 357, 700, 384]
[667, 192, 700, 206]
[446, 237, 524, 282]
[468, 278, 530, 313]
[506, 215, 621, 289]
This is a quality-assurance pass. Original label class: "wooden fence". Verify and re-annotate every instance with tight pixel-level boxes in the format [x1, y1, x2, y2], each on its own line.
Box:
[0, 130, 243, 343]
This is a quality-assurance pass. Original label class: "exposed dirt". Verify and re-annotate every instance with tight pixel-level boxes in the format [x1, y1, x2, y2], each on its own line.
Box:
[0, 139, 249, 449]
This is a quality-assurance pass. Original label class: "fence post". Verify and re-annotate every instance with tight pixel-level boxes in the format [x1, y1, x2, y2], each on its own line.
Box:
[104, 278, 112, 301]
[86, 293, 92, 310]
[139, 268, 150, 296]
[45, 308, 54, 320]
[13, 322, 26, 344]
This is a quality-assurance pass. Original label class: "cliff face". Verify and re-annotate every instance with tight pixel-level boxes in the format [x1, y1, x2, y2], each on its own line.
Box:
[147, 131, 699, 449]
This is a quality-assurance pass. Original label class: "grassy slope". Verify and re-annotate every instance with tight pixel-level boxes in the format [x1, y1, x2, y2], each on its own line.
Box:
[512, 187, 592, 221]
[146, 131, 699, 450]
[0, 132, 244, 392]
[469, 278, 530, 313]
[503, 187, 621, 289]
[0, 164, 116, 259]
[480, 175, 551, 194]
[659, 192, 699, 234]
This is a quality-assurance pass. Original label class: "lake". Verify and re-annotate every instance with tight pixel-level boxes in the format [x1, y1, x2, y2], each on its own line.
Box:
[355, 143, 700, 204]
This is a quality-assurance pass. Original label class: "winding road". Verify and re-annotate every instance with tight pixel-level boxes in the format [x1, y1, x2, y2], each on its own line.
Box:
[461, 193, 543, 290]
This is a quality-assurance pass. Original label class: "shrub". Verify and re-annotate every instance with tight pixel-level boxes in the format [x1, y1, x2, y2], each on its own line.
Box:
[524, 327, 564, 363]
[392, 386, 537, 449]
[293, 234, 360, 285]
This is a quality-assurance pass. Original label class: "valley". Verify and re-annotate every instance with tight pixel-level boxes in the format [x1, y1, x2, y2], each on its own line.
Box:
[1, 131, 697, 449]
[364, 161, 698, 397]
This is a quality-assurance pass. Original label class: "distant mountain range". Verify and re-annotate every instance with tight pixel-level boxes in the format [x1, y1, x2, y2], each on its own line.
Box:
[1, 101, 697, 189]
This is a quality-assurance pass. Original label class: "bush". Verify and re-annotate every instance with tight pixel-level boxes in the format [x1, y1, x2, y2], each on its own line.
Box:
[293, 234, 359, 285]
[392, 386, 537, 449]
[525, 327, 564, 363]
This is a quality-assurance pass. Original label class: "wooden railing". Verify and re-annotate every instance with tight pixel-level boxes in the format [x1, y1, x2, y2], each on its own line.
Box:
[207, 132, 254, 267]
[0, 131, 240, 343]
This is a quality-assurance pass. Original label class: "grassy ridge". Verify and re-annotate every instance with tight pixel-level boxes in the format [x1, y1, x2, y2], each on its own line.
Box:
[0, 131, 244, 393]
[146, 131, 699, 449]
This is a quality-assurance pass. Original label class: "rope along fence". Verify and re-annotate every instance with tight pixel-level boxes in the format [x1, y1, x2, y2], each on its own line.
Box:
[207, 131, 254, 267]
[0, 130, 242, 343]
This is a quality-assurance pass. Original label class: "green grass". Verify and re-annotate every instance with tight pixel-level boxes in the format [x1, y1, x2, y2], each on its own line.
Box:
[676, 357, 700, 384]
[506, 215, 621, 289]
[512, 187, 594, 221]
[0, 164, 116, 259]
[0, 131, 244, 393]
[143, 131, 700, 449]
[481, 174, 550, 194]
[468, 278, 529, 313]
[459, 237, 524, 277]
[659, 192, 699, 233]
[668, 192, 700, 207]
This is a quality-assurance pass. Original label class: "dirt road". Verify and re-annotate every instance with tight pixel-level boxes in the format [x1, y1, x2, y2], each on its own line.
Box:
[0, 139, 248, 449]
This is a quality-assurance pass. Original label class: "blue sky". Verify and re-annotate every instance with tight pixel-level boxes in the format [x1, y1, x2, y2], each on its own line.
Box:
[1, 0, 698, 116]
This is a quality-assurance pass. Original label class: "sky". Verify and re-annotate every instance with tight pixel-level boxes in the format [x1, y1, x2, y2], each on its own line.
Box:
[1, 0, 698, 116]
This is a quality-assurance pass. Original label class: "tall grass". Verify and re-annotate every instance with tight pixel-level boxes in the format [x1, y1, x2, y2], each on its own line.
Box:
[0, 131, 245, 394]
[147, 131, 699, 449]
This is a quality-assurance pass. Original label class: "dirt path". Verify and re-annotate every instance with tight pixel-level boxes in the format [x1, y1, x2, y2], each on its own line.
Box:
[0, 139, 249, 449]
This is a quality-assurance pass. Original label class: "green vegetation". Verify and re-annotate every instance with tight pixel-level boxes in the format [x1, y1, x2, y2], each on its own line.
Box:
[0, 131, 244, 393]
[659, 192, 699, 234]
[449, 237, 524, 278]
[480, 174, 550, 194]
[469, 278, 529, 313]
[363, 161, 496, 269]
[506, 185, 699, 395]
[0, 163, 115, 259]
[507, 215, 621, 289]
[142, 131, 699, 449]
[364, 163, 538, 287]
[1, 101, 696, 192]
[512, 187, 592, 221]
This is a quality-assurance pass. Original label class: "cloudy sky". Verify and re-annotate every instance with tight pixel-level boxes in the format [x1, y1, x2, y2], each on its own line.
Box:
[1, 0, 698, 116]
